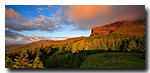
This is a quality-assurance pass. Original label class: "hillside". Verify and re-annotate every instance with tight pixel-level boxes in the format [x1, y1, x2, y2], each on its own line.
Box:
[5, 36, 87, 52]
[5, 33, 145, 68]
[91, 20, 145, 36]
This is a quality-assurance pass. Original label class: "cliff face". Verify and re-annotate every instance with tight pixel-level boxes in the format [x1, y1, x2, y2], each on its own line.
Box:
[90, 20, 145, 36]
[90, 21, 124, 36]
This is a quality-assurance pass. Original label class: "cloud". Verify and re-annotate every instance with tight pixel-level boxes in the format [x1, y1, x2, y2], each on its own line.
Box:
[5, 8, 28, 23]
[4, 6, 75, 44]
[37, 11, 40, 13]
[38, 7, 44, 11]
[45, 7, 48, 9]
[46, 36, 69, 40]
[55, 6, 58, 8]
[47, 5, 54, 11]
[5, 30, 24, 39]
[5, 38, 18, 44]
[66, 5, 145, 30]
[28, 36, 42, 41]
[5, 14, 65, 32]
[5, 30, 69, 44]
[42, 36, 47, 39]
[37, 11, 44, 14]
[52, 6, 74, 26]
[5, 21, 37, 31]
[5, 7, 62, 32]
[5, 8, 20, 19]
[57, 7, 63, 13]
[5, 30, 42, 44]
[24, 11, 34, 14]
[69, 27, 86, 31]
[44, 5, 55, 11]
[33, 6, 45, 14]
[5, 30, 32, 44]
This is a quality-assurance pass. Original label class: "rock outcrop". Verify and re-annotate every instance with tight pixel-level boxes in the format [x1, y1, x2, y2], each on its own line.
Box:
[90, 21, 124, 36]
[90, 20, 145, 36]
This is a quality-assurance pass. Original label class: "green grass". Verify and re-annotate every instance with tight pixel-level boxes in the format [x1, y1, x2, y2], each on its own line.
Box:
[79, 52, 145, 68]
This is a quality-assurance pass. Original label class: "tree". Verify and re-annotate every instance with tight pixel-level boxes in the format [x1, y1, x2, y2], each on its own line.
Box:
[127, 40, 137, 52]
[32, 55, 44, 68]
[66, 59, 72, 68]
[72, 57, 78, 68]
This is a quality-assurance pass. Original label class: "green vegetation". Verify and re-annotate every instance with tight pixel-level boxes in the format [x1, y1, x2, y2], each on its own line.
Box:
[58, 33, 145, 53]
[80, 53, 145, 68]
[5, 33, 145, 68]
[5, 40, 47, 50]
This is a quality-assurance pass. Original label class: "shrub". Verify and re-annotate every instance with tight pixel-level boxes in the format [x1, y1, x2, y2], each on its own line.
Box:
[72, 57, 78, 68]
[59, 45, 64, 51]
[127, 40, 138, 52]
[32, 55, 44, 68]
[11, 55, 33, 68]
[5, 57, 13, 68]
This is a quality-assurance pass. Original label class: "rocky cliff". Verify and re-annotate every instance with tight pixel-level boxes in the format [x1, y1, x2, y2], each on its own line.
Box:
[90, 20, 145, 36]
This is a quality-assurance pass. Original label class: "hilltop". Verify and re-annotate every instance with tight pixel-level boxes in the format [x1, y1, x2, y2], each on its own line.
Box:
[91, 19, 145, 36]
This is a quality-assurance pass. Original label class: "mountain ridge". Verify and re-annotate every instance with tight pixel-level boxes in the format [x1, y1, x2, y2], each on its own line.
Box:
[90, 19, 145, 36]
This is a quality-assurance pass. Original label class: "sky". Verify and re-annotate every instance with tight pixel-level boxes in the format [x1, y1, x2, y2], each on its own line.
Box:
[5, 5, 145, 44]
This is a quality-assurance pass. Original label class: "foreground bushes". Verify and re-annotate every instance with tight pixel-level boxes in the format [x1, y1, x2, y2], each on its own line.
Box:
[5, 45, 57, 68]
[43, 52, 87, 68]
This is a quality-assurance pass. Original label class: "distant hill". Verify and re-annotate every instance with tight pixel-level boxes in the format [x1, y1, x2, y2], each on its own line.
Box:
[5, 36, 87, 52]
[90, 19, 145, 36]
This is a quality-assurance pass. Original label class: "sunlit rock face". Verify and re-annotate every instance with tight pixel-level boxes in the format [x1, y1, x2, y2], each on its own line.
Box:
[90, 20, 145, 36]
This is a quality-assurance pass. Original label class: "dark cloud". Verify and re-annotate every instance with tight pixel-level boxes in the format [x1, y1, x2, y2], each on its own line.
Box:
[5, 30, 69, 44]
[5, 30, 31, 44]
[5, 21, 37, 31]
[5, 14, 64, 32]
[5, 30, 24, 39]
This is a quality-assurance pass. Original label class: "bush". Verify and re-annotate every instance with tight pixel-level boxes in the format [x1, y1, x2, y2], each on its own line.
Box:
[32, 55, 44, 68]
[127, 40, 137, 52]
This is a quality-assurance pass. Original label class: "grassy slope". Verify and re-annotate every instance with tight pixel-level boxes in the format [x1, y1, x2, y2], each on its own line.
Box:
[79, 52, 145, 68]
[113, 25, 145, 36]
[113, 20, 145, 36]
